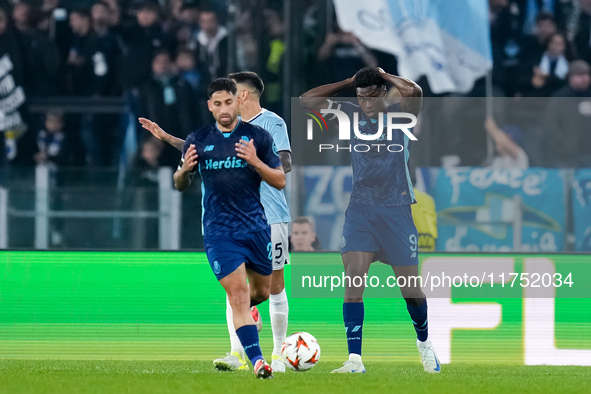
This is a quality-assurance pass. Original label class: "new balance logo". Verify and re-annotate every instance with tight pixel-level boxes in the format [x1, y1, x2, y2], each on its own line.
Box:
[204, 145, 215, 152]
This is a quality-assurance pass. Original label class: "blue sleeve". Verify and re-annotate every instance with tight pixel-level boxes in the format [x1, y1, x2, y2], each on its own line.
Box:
[179, 133, 196, 172]
[257, 129, 282, 169]
[181, 133, 195, 156]
[267, 118, 291, 152]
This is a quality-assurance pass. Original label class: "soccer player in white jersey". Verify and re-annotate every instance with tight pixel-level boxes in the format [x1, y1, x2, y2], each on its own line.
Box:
[139, 71, 291, 373]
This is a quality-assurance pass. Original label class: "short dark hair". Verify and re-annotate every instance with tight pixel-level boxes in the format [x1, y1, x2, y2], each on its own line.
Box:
[181, 3, 199, 12]
[93, 1, 110, 9]
[536, 11, 555, 23]
[207, 78, 237, 99]
[293, 216, 315, 230]
[228, 71, 264, 96]
[138, 1, 160, 13]
[46, 109, 64, 121]
[152, 49, 171, 61]
[199, 7, 218, 18]
[71, 7, 91, 19]
[354, 67, 386, 89]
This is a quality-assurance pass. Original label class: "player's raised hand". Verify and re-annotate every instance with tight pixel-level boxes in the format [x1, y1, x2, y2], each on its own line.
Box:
[181, 144, 198, 173]
[138, 117, 168, 142]
[236, 139, 259, 166]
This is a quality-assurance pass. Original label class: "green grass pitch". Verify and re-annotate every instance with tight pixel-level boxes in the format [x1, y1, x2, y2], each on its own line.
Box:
[1, 252, 590, 393]
[1, 361, 590, 394]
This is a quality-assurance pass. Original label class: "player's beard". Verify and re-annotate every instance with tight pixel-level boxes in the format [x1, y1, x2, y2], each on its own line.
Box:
[217, 113, 236, 127]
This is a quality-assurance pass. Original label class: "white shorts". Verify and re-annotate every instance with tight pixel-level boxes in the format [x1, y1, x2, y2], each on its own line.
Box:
[271, 222, 290, 270]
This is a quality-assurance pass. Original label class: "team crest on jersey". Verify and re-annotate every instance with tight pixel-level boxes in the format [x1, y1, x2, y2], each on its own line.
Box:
[213, 260, 221, 274]
[241, 136, 250, 142]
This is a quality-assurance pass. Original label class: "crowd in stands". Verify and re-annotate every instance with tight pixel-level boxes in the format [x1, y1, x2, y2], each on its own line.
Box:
[0, 0, 590, 170]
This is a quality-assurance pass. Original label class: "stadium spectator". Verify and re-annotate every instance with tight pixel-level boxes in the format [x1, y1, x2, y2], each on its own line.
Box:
[484, 117, 529, 169]
[127, 136, 165, 248]
[260, 7, 285, 115]
[167, 0, 185, 22]
[11, 1, 31, 32]
[67, 7, 120, 166]
[138, 50, 199, 167]
[134, 136, 165, 177]
[34, 110, 83, 168]
[522, 32, 570, 96]
[234, 8, 258, 72]
[290, 216, 322, 251]
[317, 23, 377, 85]
[100, 0, 120, 27]
[519, 0, 573, 36]
[120, 1, 171, 91]
[12, 2, 62, 97]
[573, 0, 591, 63]
[37, 0, 71, 60]
[543, 59, 591, 167]
[176, 47, 201, 91]
[167, 2, 200, 50]
[193, 8, 228, 84]
[516, 11, 558, 95]
[90, 1, 123, 96]
[520, 11, 558, 62]
[67, 8, 101, 95]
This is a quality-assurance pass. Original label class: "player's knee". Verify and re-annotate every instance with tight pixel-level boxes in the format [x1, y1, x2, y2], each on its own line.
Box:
[270, 280, 284, 295]
[227, 290, 250, 310]
[250, 286, 271, 304]
[400, 284, 425, 300]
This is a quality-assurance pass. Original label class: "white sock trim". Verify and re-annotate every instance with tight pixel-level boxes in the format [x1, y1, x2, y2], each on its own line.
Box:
[349, 353, 362, 363]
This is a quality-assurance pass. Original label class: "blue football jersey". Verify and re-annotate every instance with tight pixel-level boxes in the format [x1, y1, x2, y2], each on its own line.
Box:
[181, 120, 282, 237]
[335, 101, 415, 206]
[247, 109, 291, 225]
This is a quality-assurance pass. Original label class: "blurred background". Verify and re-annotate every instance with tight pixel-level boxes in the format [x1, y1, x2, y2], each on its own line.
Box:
[0, 0, 590, 252]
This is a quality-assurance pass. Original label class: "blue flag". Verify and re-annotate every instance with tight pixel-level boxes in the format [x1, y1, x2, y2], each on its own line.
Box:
[333, 0, 492, 93]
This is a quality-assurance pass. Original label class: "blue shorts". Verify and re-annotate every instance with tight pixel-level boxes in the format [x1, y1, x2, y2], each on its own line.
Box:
[204, 228, 273, 280]
[341, 204, 419, 266]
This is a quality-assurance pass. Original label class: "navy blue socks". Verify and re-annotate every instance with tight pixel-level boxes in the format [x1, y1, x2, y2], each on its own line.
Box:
[235, 325, 263, 365]
[406, 298, 429, 342]
[343, 302, 364, 355]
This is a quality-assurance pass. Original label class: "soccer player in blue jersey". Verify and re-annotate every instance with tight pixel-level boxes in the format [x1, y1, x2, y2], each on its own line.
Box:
[139, 72, 291, 373]
[300, 66, 441, 374]
[169, 77, 284, 379]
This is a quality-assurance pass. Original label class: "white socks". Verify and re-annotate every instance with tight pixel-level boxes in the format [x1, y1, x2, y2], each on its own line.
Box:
[269, 288, 289, 357]
[226, 295, 244, 357]
[349, 353, 363, 363]
[225, 288, 289, 357]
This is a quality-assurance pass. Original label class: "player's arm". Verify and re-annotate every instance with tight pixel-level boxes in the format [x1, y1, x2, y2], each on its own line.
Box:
[173, 144, 198, 191]
[139, 117, 185, 151]
[236, 139, 285, 190]
[299, 77, 355, 110]
[279, 151, 291, 173]
[377, 68, 423, 116]
[269, 120, 292, 173]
